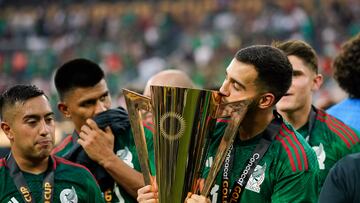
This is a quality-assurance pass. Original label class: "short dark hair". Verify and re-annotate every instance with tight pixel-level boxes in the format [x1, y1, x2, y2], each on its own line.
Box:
[333, 33, 360, 98]
[273, 40, 318, 73]
[54, 58, 105, 100]
[0, 84, 45, 120]
[235, 45, 293, 103]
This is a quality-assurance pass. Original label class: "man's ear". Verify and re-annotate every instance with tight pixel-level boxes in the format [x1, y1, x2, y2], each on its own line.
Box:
[258, 93, 275, 109]
[58, 102, 71, 118]
[1, 121, 14, 141]
[312, 73, 323, 91]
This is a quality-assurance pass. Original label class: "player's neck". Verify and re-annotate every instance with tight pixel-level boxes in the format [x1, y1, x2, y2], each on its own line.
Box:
[11, 150, 49, 174]
[279, 104, 312, 130]
[239, 108, 274, 141]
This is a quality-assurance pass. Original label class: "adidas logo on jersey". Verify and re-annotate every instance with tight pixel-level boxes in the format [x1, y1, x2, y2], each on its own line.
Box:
[8, 197, 19, 203]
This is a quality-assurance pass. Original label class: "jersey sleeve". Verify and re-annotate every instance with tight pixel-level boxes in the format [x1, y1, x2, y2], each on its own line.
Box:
[348, 127, 360, 153]
[272, 126, 320, 203]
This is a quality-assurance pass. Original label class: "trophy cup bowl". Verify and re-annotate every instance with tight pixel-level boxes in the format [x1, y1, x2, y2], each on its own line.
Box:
[123, 86, 250, 202]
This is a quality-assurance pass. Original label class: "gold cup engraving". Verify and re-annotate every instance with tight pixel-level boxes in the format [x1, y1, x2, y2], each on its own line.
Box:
[159, 112, 186, 141]
[123, 86, 250, 202]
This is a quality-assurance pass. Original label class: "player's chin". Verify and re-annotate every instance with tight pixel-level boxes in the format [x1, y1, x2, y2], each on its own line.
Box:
[276, 104, 294, 112]
[37, 146, 53, 157]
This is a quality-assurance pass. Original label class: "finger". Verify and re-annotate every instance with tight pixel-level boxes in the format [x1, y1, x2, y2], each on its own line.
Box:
[86, 118, 101, 130]
[79, 124, 91, 135]
[77, 136, 85, 147]
[138, 200, 157, 203]
[186, 199, 195, 203]
[190, 194, 207, 201]
[185, 196, 210, 203]
[190, 194, 201, 200]
[138, 185, 152, 195]
[137, 192, 157, 202]
[78, 131, 89, 141]
[186, 192, 192, 200]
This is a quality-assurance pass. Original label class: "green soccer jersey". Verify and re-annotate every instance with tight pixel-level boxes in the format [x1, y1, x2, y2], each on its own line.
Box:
[0, 156, 104, 203]
[203, 114, 319, 203]
[297, 107, 360, 188]
[52, 124, 155, 203]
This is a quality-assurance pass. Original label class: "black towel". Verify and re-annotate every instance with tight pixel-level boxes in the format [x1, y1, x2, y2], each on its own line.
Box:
[63, 106, 131, 192]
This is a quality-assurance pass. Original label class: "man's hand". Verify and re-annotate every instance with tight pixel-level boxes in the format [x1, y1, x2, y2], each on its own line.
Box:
[78, 118, 144, 198]
[185, 194, 210, 203]
[137, 183, 158, 203]
[78, 118, 115, 165]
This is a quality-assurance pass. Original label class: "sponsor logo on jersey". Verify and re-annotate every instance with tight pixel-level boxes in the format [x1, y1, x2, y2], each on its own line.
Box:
[245, 163, 266, 193]
[237, 153, 260, 186]
[60, 187, 78, 203]
[312, 143, 326, 170]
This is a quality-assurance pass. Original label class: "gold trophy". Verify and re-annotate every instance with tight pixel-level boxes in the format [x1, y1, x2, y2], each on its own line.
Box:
[123, 86, 250, 202]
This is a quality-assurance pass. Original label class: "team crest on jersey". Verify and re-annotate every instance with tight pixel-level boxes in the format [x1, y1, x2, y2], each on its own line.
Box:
[312, 143, 326, 169]
[245, 163, 266, 193]
[60, 186, 78, 203]
[116, 146, 134, 168]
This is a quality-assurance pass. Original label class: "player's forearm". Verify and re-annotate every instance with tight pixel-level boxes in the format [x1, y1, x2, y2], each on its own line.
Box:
[100, 154, 145, 198]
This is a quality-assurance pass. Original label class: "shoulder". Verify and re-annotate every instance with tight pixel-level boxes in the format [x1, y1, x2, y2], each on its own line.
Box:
[274, 121, 317, 172]
[316, 109, 359, 148]
[335, 152, 360, 170]
[326, 153, 360, 183]
[52, 134, 73, 156]
[327, 99, 360, 116]
[0, 158, 8, 179]
[327, 99, 353, 112]
[54, 156, 99, 185]
[54, 156, 94, 177]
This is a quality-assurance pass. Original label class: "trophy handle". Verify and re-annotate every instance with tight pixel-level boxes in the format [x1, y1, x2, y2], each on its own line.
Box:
[201, 100, 252, 196]
[123, 89, 153, 185]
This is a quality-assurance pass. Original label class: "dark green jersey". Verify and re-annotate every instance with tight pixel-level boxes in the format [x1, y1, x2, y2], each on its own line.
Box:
[52, 124, 155, 203]
[297, 107, 360, 188]
[204, 115, 319, 203]
[0, 156, 104, 203]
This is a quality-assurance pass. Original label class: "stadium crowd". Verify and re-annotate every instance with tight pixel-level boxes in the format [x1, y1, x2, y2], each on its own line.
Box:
[0, 0, 359, 110]
[1, 0, 360, 202]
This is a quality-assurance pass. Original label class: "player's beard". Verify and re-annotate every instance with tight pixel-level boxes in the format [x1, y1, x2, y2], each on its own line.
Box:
[245, 95, 261, 116]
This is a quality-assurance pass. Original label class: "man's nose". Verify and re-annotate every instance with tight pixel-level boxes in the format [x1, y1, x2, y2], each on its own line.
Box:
[39, 120, 50, 136]
[219, 82, 230, 97]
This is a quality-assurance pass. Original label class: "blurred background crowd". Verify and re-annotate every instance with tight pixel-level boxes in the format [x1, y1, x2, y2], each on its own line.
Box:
[0, 0, 360, 149]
